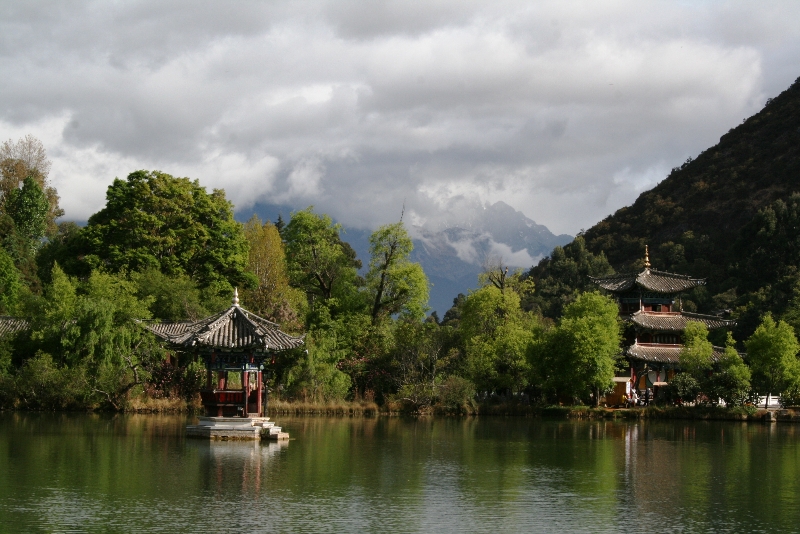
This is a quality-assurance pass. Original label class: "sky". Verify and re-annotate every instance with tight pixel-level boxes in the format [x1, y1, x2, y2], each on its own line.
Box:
[1, 1, 799, 236]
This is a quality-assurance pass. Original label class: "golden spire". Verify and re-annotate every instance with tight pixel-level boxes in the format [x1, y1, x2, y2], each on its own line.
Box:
[644, 245, 651, 269]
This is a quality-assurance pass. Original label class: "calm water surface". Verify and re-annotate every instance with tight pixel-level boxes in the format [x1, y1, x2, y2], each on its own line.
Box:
[1, 413, 799, 533]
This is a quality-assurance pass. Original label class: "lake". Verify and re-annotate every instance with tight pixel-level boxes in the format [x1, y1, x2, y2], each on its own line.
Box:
[1, 413, 799, 533]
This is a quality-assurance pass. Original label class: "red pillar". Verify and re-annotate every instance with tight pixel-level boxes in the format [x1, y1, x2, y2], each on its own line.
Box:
[256, 371, 263, 416]
[243, 371, 250, 416]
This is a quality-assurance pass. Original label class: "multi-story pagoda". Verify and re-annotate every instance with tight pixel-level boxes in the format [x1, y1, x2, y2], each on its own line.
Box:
[590, 247, 735, 401]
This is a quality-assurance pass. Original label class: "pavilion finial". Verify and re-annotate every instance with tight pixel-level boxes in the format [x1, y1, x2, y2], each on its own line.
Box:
[644, 245, 651, 269]
[232, 287, 240, 306]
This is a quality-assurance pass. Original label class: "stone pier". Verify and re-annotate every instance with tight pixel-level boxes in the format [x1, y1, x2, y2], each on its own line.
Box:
[186, 416, 289, 441]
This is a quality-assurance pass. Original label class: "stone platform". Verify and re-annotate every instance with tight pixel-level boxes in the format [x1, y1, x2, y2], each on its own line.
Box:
[186, 416, 290, 441]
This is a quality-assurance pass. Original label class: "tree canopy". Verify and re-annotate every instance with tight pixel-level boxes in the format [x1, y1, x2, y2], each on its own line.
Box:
[81, 170, 254, 291]
[282, 207, 362, 312]
[0, 135, 62, 235]
[241, 215, 304, 329]
[366, 221, 429, 323]
[533, 292, 620, 404]
[746, 314, 800, 406]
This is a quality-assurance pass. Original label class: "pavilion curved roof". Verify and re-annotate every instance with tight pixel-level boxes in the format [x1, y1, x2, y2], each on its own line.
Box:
[626, 343, 726, 364]
[629, 311, 735, 331]
[590, 269, 705, 294]
[146, 303, 304, 353]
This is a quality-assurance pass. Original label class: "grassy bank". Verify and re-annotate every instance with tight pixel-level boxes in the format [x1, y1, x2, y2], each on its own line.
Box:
[266, 399, 380, 416]
[125, 394, 203, 414]
[378, 401, 769, 421]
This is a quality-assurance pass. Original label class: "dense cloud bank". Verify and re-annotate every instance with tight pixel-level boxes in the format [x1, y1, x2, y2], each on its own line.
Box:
[1, 1, 799, 234]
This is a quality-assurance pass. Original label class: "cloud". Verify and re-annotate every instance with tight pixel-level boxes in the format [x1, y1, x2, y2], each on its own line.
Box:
[486, 241, 539, 269]
[1, 0, 799, 235]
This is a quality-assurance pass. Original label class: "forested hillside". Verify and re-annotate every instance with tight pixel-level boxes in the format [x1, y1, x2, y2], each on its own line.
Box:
[531, 75, 800, 340]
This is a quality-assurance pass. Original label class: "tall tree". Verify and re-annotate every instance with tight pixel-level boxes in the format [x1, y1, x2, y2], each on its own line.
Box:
[746, 314, 800, 407]
[366, 221, 429, 323]
[679, 322, 714, 379]
[21, 265, 165, 410]
[81, 170, 254, 291]
[241, 215, 304, 328]
[0, 246, 21, 314]
[0, 135, 62, 235]
[5, 177, 49, 250]
[282, 207, 361, 311]
[534, 292, 621, 404]
[459, 285, 539, 395]
[707, 332, 751, 407]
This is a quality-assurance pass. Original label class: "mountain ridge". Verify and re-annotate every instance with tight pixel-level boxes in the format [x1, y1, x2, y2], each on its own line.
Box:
[530, 74, 800, 339]
[239, 200, 571, 315]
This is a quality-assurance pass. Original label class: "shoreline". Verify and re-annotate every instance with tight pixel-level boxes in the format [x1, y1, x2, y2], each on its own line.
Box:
[7, 398, 800, 424]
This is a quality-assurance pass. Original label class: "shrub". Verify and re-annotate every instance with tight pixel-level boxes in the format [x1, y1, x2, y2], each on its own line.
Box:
[438, 375, 475, 410]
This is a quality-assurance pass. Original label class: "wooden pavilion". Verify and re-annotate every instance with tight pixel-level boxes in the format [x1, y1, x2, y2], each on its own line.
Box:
[147, 289, 304, 440]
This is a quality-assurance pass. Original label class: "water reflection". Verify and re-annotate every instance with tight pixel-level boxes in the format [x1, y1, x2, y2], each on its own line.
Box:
[189, 439, 288, 497]
[1, 413, 799, 532]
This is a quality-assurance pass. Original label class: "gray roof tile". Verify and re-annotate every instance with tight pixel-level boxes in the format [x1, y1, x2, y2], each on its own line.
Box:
[626, 343, 725, 364]
[590, 269, 705, 293]
[146, 305, 304, 352]
[629, 311, 736, 331]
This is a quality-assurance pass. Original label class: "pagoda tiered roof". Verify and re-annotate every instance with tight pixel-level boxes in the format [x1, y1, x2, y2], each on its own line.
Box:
[146, 295, 304, 353]
[629, 311, 735, 331]
[626, 343, 727, 364]
[590, 268, 705, 294]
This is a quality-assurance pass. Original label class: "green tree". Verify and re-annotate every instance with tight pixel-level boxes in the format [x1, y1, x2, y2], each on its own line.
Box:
[241, 215, 304, 329]
[535, 292, 621, 405]
[481, 256, 535, 298]
[707, 332, 752, 406]
[130, 269, 213, 322]
[35, 221, 89, 284]
[527, 236, 615, 319]
[282, 207, 362, 315]
[0, 135, 62, 235]
[366, 221, 429, 323]
[746, 314, 800, 407]
[5, 177, 49, 250]
[459, 285, 539, 395]
[21, 265, 165, 409]
[285, 339, 351, 403]
[390, 319, 456, 409]
[679, 322, 714, 379]
[81, 170, 254, 291]
[0, 246, 21, 314]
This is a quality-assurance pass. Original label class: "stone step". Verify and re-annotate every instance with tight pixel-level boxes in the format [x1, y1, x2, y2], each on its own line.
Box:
[267, 432, 290, 441]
